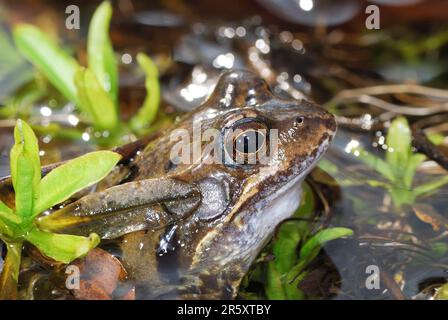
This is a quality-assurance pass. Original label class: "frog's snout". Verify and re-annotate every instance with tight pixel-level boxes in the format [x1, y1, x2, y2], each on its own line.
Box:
[299, 101, 337, 140]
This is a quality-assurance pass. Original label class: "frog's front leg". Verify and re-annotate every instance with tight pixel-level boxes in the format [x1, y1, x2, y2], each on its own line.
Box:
[37, 178, 200, 239]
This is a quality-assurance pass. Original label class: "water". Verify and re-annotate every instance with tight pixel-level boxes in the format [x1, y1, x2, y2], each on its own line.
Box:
[1, 0, 448, 300]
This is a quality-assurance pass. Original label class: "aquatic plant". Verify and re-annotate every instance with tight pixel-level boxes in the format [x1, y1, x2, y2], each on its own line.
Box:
[0, 120, 120, 299]
[12, 1, 160, 145]
[349, 116, 448, 209]
[243, 183, 353, 300]
[265, 224, 353, 300]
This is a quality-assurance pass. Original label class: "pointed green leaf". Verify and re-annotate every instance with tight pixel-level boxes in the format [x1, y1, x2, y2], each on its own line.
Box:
[33, 151, 121, 216]
[11, 119, 41, 191]
[272, 221, 301, 273]
[286, 228, 353, 284]
[129, 53, 160, 132]
[403, 153, 426, 189]
[0, 28, 34, 101]
[26, 228, 99, 264]
[13, 24, 80, 104]
[74, 67, 118, 130]
[14, 154, 35, 219]
[385, 116, 412, 175]
[299, 227, 353, 261]
[87, 1, 118, 103]
[354, 148, 395, 182]
[266, 263, 286, 300]
[413, 176, 448, 197]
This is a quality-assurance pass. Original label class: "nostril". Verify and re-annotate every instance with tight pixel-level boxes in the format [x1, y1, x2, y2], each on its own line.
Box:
[295, 116, 304, 125]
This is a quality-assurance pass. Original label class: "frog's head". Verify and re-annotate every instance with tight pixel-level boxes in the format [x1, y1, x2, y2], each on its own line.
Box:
[163, 70, 336, 278]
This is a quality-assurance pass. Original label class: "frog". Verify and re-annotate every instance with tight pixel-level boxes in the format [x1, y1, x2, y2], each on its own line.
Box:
[34, 69, 336, 299]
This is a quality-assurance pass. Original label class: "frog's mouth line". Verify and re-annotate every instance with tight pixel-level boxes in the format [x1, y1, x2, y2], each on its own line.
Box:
[270, 136, 331, 199]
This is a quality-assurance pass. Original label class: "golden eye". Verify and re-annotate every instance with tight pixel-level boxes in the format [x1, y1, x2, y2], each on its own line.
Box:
[224, 120, 269, 165]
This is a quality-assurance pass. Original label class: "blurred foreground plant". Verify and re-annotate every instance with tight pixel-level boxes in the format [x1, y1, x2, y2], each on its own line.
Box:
[12, 1, 160, 145]
[0, 120, 120, 299]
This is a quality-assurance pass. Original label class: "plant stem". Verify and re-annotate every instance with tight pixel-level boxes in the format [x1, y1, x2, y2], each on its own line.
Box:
[0, 241, 23, 300]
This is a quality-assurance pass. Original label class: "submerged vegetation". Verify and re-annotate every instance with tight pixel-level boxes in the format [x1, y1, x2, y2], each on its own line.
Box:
[347, 117, 448, 209]
[0, 120, 120, 299]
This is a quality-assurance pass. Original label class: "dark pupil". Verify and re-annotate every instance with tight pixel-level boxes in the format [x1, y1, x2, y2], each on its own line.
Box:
[235, 130, 265, 154]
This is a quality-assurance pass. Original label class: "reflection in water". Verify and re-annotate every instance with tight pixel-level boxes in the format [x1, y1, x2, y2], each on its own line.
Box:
[321, 127, 448, 299]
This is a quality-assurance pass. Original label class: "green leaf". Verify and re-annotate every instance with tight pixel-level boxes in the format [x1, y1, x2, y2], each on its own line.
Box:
[354, 148, 395, 182]
[389, 187, 416, 208]
[14, 154, 35, 219]
[74, 67, 118, 130]
[26, 228, 99, 264]
[413, 176, 448, 197]
[0, 202, 20, 236]
[0, 28, 34, 101]
[1, 81, 46, 119]
[317, 159, 338, 175]
[365, 179, 391, 189]
[33, 151, 121, 216]
[11, 120, 41, 191]
[0, 242, 22, 300]
[385, 116, 412, 176]
[266, 263, 286, 300]
[272, 222, 301, 273]
[402, 153, 426, 189]
[0, 211, 21, 227]
[129, 53, 160, 132]
[285, 258, 309, 284]
[13, 24, 80, 104]
[299, 227, 353, 262]
[286, 228, 353, 285]
[87, 1, 118, 103]
[9, 120, 40, 220]
[0, 200, 13, 216]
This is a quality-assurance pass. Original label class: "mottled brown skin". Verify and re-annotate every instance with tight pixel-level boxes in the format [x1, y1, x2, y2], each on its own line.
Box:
[117, 70, 336, 299]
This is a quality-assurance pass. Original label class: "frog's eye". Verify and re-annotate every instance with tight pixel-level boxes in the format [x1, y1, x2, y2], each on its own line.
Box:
[224, 120, 269, 165]
[234, 129, 266, 154]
